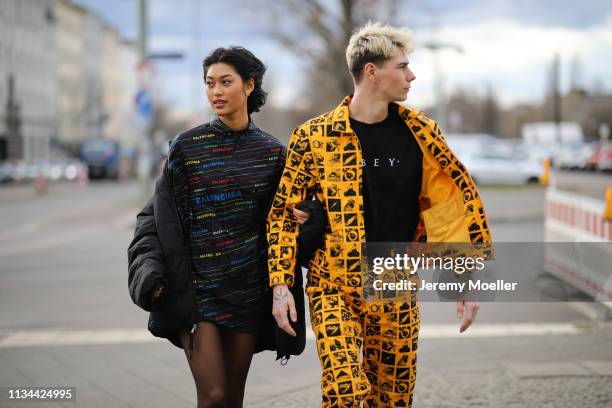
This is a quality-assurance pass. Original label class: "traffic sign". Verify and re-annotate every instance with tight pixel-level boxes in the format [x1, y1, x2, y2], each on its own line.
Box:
[134, 88, 154, 129]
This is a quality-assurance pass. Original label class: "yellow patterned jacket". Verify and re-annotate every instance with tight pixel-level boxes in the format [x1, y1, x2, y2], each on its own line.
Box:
[267, 96, 492, 290]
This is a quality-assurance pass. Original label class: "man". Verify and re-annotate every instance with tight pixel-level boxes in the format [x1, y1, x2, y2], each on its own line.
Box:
[267, 22, 492, 407]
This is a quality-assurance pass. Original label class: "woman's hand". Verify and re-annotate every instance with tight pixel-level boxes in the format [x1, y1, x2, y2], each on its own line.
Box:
[272, 284, 297, 336]
[293, 208, 310, 225]
[151, 284, 166, 301]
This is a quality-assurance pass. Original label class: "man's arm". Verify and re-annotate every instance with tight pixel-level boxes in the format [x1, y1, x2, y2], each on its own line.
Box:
[418, 117, 482, 332]
[457, 299, 480, 333]
[267, 126, 317, 335]
[267, 126, 317, 288]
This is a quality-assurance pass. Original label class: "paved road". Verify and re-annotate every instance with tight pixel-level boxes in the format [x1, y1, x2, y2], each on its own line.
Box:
[553, 169, 612, 199]
[0, 178, 611, 407]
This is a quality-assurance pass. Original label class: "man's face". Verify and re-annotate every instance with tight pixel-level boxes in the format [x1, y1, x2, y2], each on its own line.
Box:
[370, 46, 416, 102]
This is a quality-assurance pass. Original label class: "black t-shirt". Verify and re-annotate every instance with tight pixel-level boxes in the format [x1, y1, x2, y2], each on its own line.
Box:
[350, 104, 423, 242]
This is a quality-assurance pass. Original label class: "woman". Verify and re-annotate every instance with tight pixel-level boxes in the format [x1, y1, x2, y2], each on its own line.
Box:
[129, 46, 286, 408]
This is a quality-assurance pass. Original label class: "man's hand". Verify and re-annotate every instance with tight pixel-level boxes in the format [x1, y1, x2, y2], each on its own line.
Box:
[457, 299, 480, 333]
[293, 207, 310, 225]
[272, 284, 297, 336]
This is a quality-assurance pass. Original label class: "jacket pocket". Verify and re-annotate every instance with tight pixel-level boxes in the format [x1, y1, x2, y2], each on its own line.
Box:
[422, 192, 471, 242]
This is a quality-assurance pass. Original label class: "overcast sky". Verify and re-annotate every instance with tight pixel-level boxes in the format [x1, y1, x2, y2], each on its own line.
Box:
[74, 0, 612, 114]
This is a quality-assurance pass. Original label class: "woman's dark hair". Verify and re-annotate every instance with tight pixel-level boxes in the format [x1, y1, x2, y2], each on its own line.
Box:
[203, 46, 267, 114]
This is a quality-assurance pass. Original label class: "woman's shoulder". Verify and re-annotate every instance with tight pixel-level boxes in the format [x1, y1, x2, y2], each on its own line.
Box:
[168, 122, 216, 155]
[173, 122, 215, 144]
[250, 125, 285, 149]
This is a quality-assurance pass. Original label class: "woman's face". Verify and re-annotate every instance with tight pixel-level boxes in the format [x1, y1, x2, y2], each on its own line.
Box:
[205, 63, 254, 117]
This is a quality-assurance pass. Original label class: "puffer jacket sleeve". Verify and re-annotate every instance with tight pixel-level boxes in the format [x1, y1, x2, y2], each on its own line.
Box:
[127, 193, 168, 312]
[166, 138, 191, 244]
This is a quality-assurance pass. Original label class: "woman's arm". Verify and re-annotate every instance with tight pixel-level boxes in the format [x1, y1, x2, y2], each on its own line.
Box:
[127, 196, 168, 312]
[166, 138, 191, 244]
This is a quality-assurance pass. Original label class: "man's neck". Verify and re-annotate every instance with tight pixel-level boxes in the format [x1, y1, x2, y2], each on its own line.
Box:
[349, 89, 390, 124]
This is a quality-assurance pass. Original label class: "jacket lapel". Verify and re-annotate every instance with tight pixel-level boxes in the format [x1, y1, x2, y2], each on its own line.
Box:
[328, 96, 492, 245]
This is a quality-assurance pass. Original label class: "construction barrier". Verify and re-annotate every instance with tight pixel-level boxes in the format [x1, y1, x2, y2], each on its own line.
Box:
[544, 188, 612, 307]
[35, 171, 47, 194]
[78, 166, 89, 187]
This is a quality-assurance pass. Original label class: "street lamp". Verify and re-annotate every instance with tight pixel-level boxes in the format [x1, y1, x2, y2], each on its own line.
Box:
[421, 40, 464, 131]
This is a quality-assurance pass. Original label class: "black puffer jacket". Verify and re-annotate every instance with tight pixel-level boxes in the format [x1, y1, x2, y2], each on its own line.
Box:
[128, 162, 327, 355]
[127, 164, 197, 349]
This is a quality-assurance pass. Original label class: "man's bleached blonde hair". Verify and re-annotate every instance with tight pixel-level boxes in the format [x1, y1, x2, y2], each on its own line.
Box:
[345, 21, 414, 83]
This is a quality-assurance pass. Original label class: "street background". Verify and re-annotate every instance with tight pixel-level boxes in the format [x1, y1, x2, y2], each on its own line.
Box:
[1, 0, 612, 407]
[1, 171, 611, 407]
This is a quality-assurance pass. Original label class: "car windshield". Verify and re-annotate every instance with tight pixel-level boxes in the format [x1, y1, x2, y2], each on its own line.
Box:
[82, 140, 115, 156]
[474, 144, 526, 161]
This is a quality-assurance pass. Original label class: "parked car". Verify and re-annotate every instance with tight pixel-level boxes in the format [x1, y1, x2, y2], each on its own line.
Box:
[44, 160, 85, 181]
[80, 138, 120, 179]
[586, 143, 612, 172]
[0, 159, 87, 185]
[64, 161, 85, 180]
[557, 142, 597, 170]
[10, 161, 30, 182]
[466, 150, 541, 185]
[447, 139, 542, 185]
[0, 162, 15, 183]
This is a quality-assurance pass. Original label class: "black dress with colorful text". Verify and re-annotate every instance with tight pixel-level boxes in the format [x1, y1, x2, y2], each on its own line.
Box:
[167, 117, 285, 333]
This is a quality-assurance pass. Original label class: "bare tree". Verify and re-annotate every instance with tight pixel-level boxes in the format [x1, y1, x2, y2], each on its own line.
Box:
[445, 87, 482, 134]
[445, 86, 502, 136]
[482, 85, 499, 136]
[251, 0, 399, 112]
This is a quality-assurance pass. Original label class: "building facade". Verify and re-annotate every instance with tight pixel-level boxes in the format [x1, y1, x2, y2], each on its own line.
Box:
[1, 0, 139, 162]
[55, 0, 85, 151]
[0, 0, 57, 161]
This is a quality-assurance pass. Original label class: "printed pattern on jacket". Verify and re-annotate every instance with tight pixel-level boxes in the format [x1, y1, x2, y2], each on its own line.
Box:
[169, 117, 285, 331]
[267, 95, 492, 290]
[267, 96, 492, 407]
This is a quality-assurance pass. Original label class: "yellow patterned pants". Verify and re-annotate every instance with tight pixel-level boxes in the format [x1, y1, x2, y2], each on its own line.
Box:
[307, 286, 420, 407]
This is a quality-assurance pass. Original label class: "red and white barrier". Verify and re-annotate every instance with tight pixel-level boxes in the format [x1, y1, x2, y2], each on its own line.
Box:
[78, 166, 89, 187]
[35, 171, 47, 195]
[546, 190, 612, 242]
[544, 188, 612, 306]
[544, 188, 612, 308]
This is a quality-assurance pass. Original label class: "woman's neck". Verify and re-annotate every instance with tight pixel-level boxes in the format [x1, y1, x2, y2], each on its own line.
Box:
[219, 108, 249, 132]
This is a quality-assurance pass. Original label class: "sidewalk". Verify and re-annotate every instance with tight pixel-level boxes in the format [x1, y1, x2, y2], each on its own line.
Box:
[1, 322, 611, 407]
[250, 321, 612, 408]
[478, 186, 545, 223]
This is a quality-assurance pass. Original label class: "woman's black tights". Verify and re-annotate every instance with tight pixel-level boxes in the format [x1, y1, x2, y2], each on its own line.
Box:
[179, 322, 257, 408]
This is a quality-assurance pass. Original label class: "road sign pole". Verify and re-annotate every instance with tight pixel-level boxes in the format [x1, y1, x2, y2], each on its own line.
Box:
[138, 0, 152, 203]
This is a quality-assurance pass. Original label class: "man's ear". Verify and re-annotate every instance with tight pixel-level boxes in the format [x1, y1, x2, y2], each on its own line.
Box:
[363, 62, 377, 82]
